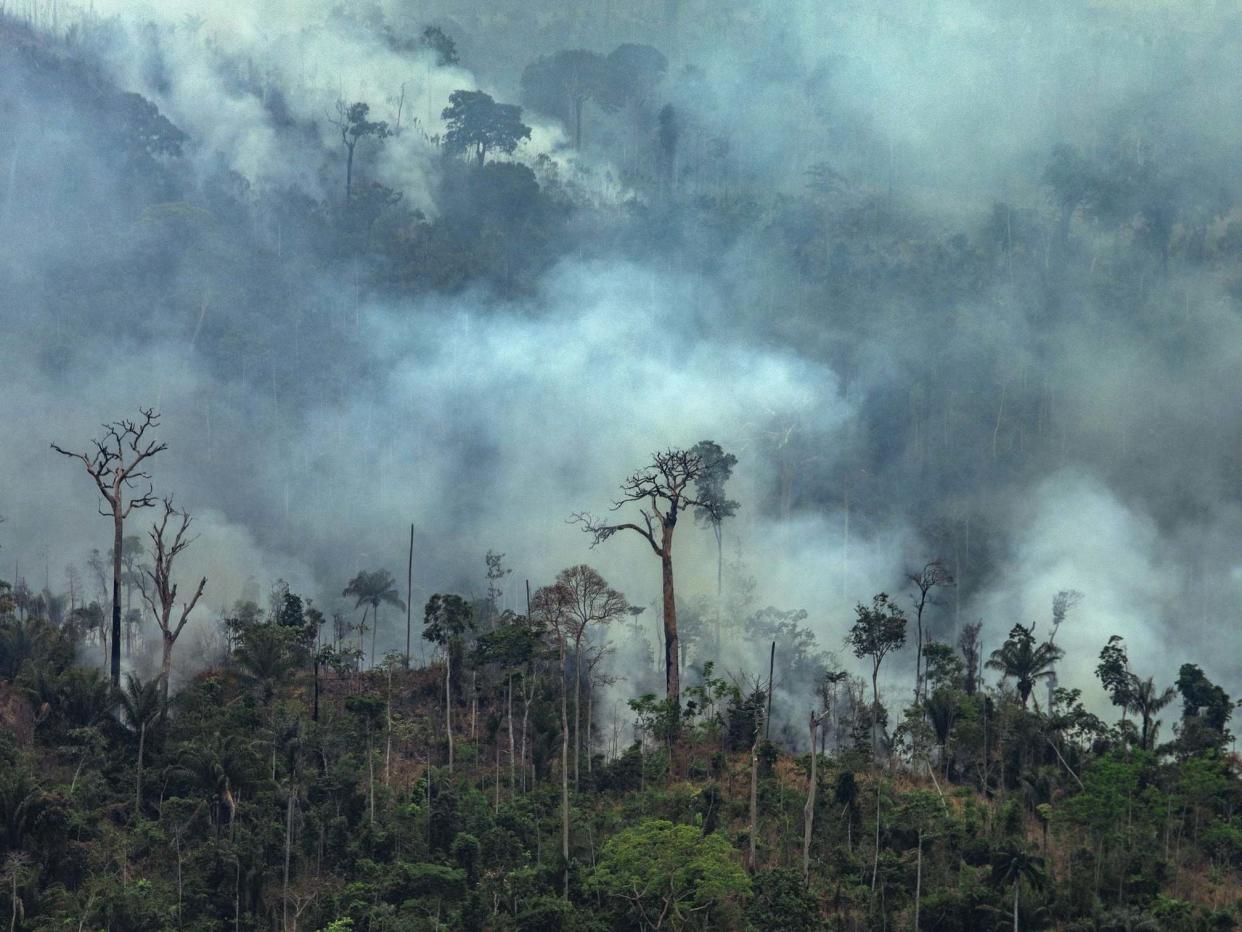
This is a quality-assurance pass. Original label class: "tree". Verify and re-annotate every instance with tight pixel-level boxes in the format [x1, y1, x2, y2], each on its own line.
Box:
[136, 497, 207, 705]
[958, 621, 983, 696]
[343, 570, 405, 668]
[907, 560, 952, 704]
[52, 408, 166, 687]
[423, 594, 474, 773]
[1129, 676, 1176, 752]
[548, 565, 627, 792]
[530, 580, 575, 897]
[846, 593, 907, 752]
[441, 90, 531, 166]
[574, 445, 735, 712]
[1096, 635, 1136, 726]
[1174, 663, 1233, 756]
[520, 50, 623, 149]
[990, 841, 1047, 932]
[116, 672, 163, 817]
[987, 623, 1062, 708]
[586, 819, 751, 929]
[421, 25, 458, 66]
[331, 101, 389, 202]
[691, 440, 739, 641]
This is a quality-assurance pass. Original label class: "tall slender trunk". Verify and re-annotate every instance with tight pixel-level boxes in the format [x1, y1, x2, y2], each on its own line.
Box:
[871, 779, 881, 895]
[406, 524, 413, 668]
[507, 675, 516, 797]
[748, 728, 760, 872]
[573, 639, 582, 792]
[112, 513, 123, 687]
[445, 648, 454, 773]
[1012, 880, 1019, 932]
[366, 722, 375, 824]
[135, 720, 146, 816]
[914, 830, 923, 931]
[560, 638, 570, 898]
[803, 712, 819, 881]
[282, 788, 294, 932]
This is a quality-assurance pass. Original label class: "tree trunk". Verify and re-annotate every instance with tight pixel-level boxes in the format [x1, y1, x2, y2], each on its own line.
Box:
[508, 674, 516, 798]
[803, 713, 819, 881]
[283, 788, 294, 932]
[161, 634, 174, 707]
[747, 734, 759, 872]
[661, 535, 680, 711]
[112, 513, 123, 687]
[1013, 879, 1019, 932]
[914, 829, 923, 931]
[871, 779, 881, 895]
[136, 720, 146, 816]
[573, 639, 582, 793]
[345, 143, 355, 202]
[560, 638, 570, 898]
[445, 648, 454, 773]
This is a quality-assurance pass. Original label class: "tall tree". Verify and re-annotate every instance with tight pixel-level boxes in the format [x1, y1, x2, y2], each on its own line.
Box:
[846, 593, 907, 753]
[554, 565, 627, 792]
[530, 581, 574, 897]
[441, 90, 531, 166]
[691, 440, 739, 626]
[574, 444, 736, 712]
[907, 560, 952, 704]
[343, 570, 405, 668]
[423, 594, 474, 773]
[331, 101, 389, 202]
[520, 49, 623, 149]
[137, 497, 207, 705]
[1129, 676, 1175, 751]
[52, 408, 166, 687]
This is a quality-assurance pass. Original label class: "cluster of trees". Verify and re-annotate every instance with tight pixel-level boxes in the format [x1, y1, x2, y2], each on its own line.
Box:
[1, 418, 1240, 930]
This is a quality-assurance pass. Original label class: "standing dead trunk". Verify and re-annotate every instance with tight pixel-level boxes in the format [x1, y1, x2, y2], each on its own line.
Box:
[573, 639, 582, 792]
[135, 720, 146, 816]
[871, 779, 881, 896]
[112, 515, 123, 687]
[661, 532, 680, 712]
[559, 638, 570, 898]
[507, 674, 516, 798]
[915, 829, 923, 931]
[748, 722, 760, 872]
[445, 647, 454, 773]
[282, 787, 294, 932]
[803, 711, 821, 881]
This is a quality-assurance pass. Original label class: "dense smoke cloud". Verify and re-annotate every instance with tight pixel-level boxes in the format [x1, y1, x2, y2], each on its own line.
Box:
[3, 0, 1242, 717]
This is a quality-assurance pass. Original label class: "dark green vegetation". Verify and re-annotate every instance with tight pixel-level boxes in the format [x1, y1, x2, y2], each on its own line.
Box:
[6, 0, 1242, 929]
[3, 550, 1242, 930]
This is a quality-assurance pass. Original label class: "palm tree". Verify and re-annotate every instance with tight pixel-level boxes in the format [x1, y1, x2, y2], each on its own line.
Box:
[116, 673, 164, 817]
[986, 624, 1063, 708]
[1128, 676, 1176, 751]
[234, 624, 293, 704]
[990, 841, 1047, 932]
[343, 570, 405, 669]
[176, 732, 255, 827]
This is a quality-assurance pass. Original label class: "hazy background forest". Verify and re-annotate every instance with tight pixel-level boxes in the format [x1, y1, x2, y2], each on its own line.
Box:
[4, 0, 1242, 929]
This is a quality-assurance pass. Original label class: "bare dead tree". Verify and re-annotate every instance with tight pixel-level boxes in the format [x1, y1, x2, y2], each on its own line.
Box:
[803, 708, 829, 881]
[908, 559, 954, 704]
[52, 408, 167, 686]
[573, 445, 733, 712]
[137, 497, 207, 705]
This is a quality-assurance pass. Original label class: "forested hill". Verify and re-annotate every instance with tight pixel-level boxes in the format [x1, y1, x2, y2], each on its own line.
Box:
[5, 0, 1242, 929]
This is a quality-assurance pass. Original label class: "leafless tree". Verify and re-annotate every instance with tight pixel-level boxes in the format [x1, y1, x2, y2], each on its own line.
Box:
[137, 497, 207, 705]
[573, 446, 732, 711]
[52, 408, 166, 686]
[908, 560, 953, 703]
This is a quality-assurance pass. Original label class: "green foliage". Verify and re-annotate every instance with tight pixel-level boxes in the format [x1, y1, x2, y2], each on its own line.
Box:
[587, 819, 750, 929]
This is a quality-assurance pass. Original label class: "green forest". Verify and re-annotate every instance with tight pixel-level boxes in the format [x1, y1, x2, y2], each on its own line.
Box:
[5, 0, 1242, 928]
